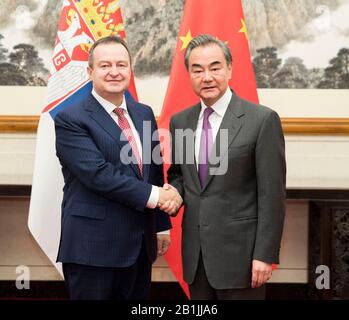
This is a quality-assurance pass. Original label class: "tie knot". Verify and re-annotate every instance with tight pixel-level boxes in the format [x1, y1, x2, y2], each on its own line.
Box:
[113, 107, 124, 117]
[203, 107, 214, 120]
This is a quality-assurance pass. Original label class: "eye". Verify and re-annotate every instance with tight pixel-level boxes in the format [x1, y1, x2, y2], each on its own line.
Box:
[117, 61, 129, 67]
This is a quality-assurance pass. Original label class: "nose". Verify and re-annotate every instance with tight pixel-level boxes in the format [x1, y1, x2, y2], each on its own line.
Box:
[109, 65, 120, 76]
[203, 70, 213, 81]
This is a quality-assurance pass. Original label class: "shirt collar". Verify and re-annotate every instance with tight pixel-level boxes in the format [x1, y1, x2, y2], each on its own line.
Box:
[200, 88, 232, 118]
[91, 88, 127, 115]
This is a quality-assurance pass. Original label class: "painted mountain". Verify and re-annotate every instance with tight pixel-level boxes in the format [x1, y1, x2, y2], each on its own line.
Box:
[0, 0, 348, 88]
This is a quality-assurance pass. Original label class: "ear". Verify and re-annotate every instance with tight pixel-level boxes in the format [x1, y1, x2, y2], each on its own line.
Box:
[87, 66, 93, 79]
[228, 63, 233, 80]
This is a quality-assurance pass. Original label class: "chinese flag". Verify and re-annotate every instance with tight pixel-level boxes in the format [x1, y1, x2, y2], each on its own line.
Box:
[158, 0, 259, 298]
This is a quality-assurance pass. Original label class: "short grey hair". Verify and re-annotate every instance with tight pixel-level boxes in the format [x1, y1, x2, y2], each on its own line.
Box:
[184, 34, 232, 70]
[88, 35, 132, 68]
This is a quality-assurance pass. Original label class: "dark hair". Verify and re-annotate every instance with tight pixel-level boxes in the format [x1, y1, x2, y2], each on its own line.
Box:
[88, 35, 131, 68]
[184, 34, 232, 70]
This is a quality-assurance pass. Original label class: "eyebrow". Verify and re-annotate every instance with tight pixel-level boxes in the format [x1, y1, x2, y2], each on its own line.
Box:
[191, 61, 222, 68]
[97, 60, 128, 64]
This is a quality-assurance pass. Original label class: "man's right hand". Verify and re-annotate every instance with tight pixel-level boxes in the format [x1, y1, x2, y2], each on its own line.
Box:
[158, 184, 182, 216]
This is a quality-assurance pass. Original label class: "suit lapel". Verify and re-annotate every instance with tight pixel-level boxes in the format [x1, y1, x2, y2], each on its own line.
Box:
[126, 100, 149, 181]
[201, 93, 244, 192]
[184, 103, 202, 192]
[84, 94, 142, 179]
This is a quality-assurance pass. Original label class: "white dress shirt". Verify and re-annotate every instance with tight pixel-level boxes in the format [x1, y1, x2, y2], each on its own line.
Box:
[195, 88, 232, 169]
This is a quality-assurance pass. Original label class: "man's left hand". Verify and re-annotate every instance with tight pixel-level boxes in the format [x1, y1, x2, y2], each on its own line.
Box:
[157, 234, 171, 257]
[251, 259, 273, 288]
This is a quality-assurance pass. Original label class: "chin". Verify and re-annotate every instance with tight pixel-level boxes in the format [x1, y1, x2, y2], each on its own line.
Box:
[106, 85, 124, 93]
[203, 94, 219, 101]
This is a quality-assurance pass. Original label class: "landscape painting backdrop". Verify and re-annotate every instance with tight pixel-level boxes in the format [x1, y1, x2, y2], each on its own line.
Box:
[0, 0, 348, 89]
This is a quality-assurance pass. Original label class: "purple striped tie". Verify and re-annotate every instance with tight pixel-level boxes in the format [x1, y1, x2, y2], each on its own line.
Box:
[198, 107, 214, 188]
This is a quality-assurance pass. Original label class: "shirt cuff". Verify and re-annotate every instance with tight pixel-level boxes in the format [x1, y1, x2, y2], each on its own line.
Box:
[146, 186, 159, 209]
[157, 230, 170, 235]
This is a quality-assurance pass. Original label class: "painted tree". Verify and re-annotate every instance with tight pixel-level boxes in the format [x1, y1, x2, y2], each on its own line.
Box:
[0, 34, 8, 62]
[252, 47, 282, 88]
[272, 57, 309, 88]
[318, 48, 349, 89]
[0, 63, 27, 85]
[8, 44, 48, 86]
[307, 68, 325, 89]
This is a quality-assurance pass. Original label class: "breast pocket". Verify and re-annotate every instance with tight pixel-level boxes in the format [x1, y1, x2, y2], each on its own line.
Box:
[228, 144, 251, 159]
[209, 144, 253, 177]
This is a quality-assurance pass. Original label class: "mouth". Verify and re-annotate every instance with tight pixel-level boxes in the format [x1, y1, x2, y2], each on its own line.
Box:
[202, 86, 216, 91]
[106, 80, 121, 84]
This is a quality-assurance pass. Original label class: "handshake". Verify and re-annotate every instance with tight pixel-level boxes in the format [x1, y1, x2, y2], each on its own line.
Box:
[157, 183, 183, 216]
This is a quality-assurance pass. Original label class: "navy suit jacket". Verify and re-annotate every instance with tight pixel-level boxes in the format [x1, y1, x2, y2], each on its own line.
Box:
[55, 93, 171, 267]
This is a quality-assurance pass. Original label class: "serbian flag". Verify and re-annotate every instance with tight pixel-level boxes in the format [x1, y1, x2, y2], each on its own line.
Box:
[28, 0, 137, 276]
[158, 0, 259, 298]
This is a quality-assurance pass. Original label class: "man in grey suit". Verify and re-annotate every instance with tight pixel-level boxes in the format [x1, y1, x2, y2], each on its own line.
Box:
[162, 34, 286, 300]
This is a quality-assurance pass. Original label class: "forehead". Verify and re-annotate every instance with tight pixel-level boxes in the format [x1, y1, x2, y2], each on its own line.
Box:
[188, 44, 226, 66]
[92, 43, 130, 62]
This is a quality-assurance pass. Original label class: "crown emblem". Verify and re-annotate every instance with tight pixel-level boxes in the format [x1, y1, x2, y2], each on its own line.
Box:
[74, 0, 125, 40]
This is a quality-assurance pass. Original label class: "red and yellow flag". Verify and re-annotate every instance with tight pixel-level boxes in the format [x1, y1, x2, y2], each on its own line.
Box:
[158, 0, 258, 298]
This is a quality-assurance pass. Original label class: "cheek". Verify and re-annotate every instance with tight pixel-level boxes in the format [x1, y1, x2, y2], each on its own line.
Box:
[226, 70, 232, 81]
[191, 79, 201, 90]
[93, 72, 105, 80]
[124, 72, 132, 80]
[218, 76, 230, 87]
[193, 85, 202, 94]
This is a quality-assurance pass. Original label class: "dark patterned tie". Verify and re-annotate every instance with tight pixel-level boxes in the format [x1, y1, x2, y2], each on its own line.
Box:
[198, 107, 214, 187]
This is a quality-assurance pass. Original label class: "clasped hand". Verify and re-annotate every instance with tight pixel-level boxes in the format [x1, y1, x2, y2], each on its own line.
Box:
[157, 183, 183, 216]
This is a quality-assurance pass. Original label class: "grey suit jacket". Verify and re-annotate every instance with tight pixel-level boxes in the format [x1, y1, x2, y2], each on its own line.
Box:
[167, 91, 286, 289]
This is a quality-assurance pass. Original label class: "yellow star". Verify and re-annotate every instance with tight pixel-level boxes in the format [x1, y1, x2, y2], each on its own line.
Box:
[238, 19, 248, 38]
[179, 29, 193, 51]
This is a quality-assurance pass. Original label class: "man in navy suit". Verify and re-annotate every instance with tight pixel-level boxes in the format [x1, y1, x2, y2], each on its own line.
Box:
[54, 36, 181, 300]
